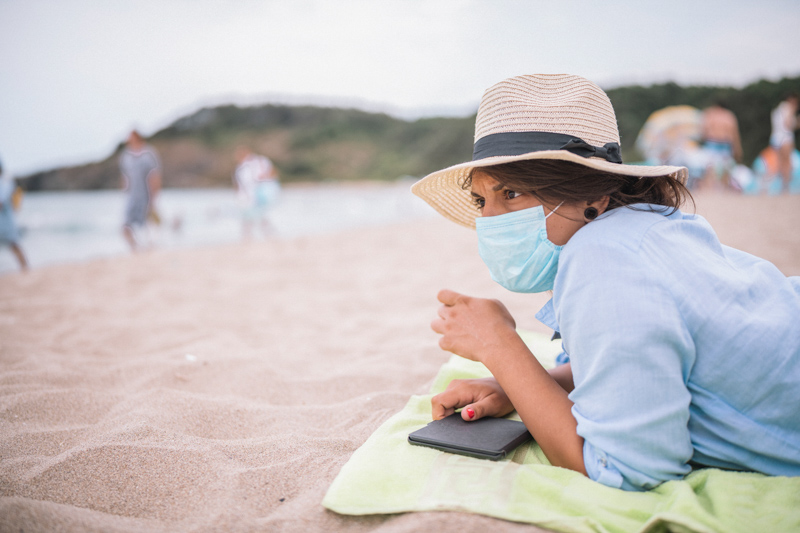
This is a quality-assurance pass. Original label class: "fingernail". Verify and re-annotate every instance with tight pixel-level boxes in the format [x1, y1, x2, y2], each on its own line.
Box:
[465, 408, 475, 419]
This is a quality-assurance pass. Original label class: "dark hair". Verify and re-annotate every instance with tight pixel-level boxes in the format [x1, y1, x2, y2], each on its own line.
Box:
[462, 159, 693, 214]
[711, 98, 730, 110]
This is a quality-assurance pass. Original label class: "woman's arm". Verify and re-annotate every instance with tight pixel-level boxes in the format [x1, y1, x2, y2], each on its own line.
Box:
[432, 289, 586, 475]
[148, 170, 162, 200]
[549, 362, 574, 393]
[552, 225, 696, 490]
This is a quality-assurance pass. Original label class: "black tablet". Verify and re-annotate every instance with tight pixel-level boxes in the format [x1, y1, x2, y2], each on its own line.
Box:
[408, 412, 532, 461]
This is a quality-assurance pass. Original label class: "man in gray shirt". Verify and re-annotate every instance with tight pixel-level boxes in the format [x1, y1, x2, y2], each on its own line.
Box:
[119, 130, 161, 251]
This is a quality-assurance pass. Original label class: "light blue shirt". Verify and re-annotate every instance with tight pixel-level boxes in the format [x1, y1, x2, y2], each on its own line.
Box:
[535, 204, 800, 491]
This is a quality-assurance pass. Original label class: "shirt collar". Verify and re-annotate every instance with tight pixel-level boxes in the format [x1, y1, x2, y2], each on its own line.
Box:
[535, 298, 559, 331]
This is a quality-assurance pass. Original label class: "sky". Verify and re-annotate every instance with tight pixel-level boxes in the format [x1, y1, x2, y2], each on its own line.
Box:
[1, 0, 800, 176]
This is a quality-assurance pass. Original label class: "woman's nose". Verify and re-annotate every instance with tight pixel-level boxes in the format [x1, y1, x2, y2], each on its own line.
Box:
[481, 200, 504, 218]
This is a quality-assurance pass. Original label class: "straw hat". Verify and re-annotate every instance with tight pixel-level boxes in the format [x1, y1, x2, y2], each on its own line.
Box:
[411, 74, 688, 228]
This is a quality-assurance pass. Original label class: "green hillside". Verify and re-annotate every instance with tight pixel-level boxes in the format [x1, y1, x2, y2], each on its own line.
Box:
[21, 105, 475, 190]
[20, 76, 800, 191]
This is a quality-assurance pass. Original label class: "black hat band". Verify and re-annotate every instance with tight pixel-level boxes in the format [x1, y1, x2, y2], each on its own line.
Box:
[472, 131, 622, 164]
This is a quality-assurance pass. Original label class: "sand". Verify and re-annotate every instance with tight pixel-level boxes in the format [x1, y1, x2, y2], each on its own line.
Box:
[1, 189, 799, 532]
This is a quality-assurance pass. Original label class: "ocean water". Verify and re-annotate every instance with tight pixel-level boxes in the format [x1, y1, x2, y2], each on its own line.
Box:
[0, 179, 438, 274]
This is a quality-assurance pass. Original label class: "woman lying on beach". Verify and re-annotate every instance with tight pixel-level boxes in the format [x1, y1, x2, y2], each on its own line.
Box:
[411, 74, 800, 491]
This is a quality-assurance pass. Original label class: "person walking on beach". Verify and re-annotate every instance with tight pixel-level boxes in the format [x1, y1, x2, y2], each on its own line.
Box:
[233, 146, 280, 238]
[413, 74, 800, 492]
[119, 130, 162, 251]
[0, 159, 28, 271]
[770, 94, 799, 193]
[699, 101, 742, 189]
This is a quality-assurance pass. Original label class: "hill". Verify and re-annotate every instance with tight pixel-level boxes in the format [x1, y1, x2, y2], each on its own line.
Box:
[21, 105, 475, 190]
[20, 76, 800, 191]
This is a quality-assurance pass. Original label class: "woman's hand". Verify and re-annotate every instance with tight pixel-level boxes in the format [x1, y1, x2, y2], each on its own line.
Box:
[430, 289, 518, 365]
[431, 377, 515, 421]
[429, 291, 586, 474]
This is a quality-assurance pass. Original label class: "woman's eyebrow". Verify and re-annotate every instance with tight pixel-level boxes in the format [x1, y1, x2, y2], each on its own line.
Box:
[492, 183, 505, 191]
[470, 192, 483, 197]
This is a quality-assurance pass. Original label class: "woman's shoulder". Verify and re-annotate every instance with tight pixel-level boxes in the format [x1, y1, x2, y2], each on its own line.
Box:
[567, 204, 706, 254]
[561, 204, 731, 296]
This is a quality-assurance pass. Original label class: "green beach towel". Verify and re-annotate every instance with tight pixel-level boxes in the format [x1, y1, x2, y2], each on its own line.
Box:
[323, 331, 800, 533]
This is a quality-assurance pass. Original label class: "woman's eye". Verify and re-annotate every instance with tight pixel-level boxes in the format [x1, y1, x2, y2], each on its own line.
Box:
[504, 190, 521, 200]
[472, 197, 485, 209]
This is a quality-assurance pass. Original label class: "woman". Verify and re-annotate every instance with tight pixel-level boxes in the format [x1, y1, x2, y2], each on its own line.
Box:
[411, 74, 800, 491]
[770, 94, 799, 193]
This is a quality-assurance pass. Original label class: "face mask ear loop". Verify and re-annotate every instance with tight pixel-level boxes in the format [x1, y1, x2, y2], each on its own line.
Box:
[545, 201, 564, 219]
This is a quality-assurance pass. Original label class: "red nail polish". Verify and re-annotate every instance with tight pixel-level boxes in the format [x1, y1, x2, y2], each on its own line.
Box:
[466, 408, 475, 419]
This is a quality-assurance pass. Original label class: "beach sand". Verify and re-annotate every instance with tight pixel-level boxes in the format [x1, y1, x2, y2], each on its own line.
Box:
[1, 190, 799, 532]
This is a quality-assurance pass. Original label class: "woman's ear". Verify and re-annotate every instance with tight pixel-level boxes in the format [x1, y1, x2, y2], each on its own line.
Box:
[590, 196, 611, 215]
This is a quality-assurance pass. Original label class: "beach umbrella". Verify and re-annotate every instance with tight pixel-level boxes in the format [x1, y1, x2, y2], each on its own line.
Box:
[635, 105, 703, 164]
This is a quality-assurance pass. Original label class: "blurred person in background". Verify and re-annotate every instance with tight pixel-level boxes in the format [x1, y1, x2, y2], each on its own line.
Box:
[770, 94, 799, 193]
[0, 159, 28, 271]
[119, 130, 162, 251]
[699, 101, 742, 190]
[233, 146, 280, 238]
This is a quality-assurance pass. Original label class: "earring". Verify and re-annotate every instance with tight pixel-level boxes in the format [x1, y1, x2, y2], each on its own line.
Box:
[584, 207, 599, 221]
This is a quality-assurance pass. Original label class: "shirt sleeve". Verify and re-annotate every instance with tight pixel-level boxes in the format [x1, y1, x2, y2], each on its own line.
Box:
[554, 345, 570, 366]
[554, 229, 696, 491]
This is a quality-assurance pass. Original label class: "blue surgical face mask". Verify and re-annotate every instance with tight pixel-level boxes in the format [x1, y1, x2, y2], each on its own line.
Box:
[475, 203, 563, 293]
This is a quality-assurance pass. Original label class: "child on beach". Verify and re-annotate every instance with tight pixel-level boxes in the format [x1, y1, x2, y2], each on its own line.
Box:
[233, 146, 281, 239]
[411, 74, 800, 491]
